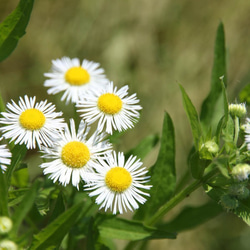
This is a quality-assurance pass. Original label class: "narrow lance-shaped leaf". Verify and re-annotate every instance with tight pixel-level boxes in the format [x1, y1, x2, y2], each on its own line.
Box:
[97, 215, 176, 241]
[0, 169, 8, 216]
[10, 180, 40, 235]
[159, 201, 223, 232]
[179, 85, 203, 149]
[30, 201, 85, 250]
[6, 144, 27, 186]
[200, 22, 227, 131]
[134, 112, 176, 220]
[125, 134, 159, 160]
[0, 0, 35, 61]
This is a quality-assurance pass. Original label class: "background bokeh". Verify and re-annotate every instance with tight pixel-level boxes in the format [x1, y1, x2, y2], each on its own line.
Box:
[1, 0, 250, 249]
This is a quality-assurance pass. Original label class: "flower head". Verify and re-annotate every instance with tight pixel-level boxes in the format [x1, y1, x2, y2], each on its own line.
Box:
[85, 151, 151, 214]
[0, 138, 11, 172]
[77, 82, 142, 134]
[0, 216, 13, 234]
[231, 163, 250, 181]
[0, 96, 65, 149]
[229, 103, 247, 118]
[0, 240, 18, 250]
[44, 57, 109, 104]
[40, 119, 112, 189]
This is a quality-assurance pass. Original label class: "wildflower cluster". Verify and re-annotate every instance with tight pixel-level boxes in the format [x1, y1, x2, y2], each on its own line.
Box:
[0, 57, 151, 215]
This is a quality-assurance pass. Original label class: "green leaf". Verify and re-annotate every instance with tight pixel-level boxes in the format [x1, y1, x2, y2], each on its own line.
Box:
[188, 150, 210, 179]
[0, 169, 8, 216]
[200, 22, 227, 131]
[134, 112, 176, 220]
[6, 143, 27, 186]
[179, 85, 202, 149]
[10, 180, 40, 235]
[11, 167, 29, 187]
[125, 134, 159, 160]
[97, 216, 176, 241]
[159, 201, 223, 232]
[30, 201, 85, 250]
[235, 198, 250, 226]
[0, 0, 35, 61]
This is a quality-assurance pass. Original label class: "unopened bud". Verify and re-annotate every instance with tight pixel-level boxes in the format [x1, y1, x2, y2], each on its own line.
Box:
[220, 194, 239, 211]
[228, 184, 250, 200]
[0, 216, 12, 234]
[0, 240, 18, 250]
[229, 103, 247, 118]
[231, 163, 250, 181]
[199, 140, 219, 160]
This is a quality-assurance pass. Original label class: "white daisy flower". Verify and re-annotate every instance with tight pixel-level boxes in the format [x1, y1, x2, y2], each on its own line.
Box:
[76, 82, 142, 134]
[0, 138, 11, 172]
[0, 95, 65, 149]
[44, 57, 109, 104]
[40, 119, 112, 189]
[85, 151, 151, 214]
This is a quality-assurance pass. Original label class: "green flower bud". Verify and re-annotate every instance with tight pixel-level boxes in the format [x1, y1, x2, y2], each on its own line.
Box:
[231, 163, 250, 181]
[0, 216, 12, 234]
[229, 103, 247, 118]
[228, 184, 250, 200]
[220, 194, 239, 211]
[199, 140, 219, 160]
[0, 240, 18, 250]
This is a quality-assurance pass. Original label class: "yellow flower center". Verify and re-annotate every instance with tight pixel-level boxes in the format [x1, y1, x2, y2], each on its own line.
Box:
[19, 108, 46, 130]
[61, 141, 90, 168]
[64, 66, 90, 86]
[105, 167, 132, 192]
[97, 93, 123, 115]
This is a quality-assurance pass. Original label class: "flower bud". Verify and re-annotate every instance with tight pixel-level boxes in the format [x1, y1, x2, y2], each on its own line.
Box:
[199, 140, 219, 160]
[0, 240, 18, 250]
[228, 184, 250, 200]
[220, 194, 239, 211]
[0, 216, 12, 234]
[229, 103, 247, 118]
[231, 163, 250, 181]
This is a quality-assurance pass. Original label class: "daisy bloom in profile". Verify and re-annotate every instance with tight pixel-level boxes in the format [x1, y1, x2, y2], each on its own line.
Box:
[44, 57, 109, 104]
[40, 119, 112, 189]
[85, 151, 151, 214]
[0, 138, 11, 172]
[0, 96, 65, 149]
[77, 82, 142, 134]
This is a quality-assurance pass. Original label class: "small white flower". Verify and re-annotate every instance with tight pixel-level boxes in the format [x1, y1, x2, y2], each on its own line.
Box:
[231, 163, 250, 181]
[0, 216, 13, 234]
[0, 138, 11, 172]
[77, 82, 142, 134]
[0, 96, 65, 149]
[40, 119, 112, 189]
[44, 57, 109, 104]
[85, 151, 151, 214]
[0, 240, 17, 250]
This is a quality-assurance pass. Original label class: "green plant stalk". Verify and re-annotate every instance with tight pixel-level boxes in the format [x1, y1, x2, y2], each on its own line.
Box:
[234, 116, 240, 145]
[145, 167, 219, 226]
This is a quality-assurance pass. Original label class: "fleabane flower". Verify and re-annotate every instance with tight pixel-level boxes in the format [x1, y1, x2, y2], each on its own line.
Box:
[77, 82, 142, 134]
[40, 119, 112, 189]
[85, 151, 151, 214]
[0, 96, 65, 149]
[0, 137, 11, 172]
[44, 57, 109, 104]
[229, 103, 247, 118]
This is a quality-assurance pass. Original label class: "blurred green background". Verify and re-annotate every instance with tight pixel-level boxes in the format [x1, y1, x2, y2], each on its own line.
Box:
[1, 0, 250, 249]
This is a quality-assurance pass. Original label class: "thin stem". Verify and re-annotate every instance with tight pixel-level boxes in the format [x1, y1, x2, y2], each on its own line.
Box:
[145, 167, 219, 226]
[234, 116, 240, 145]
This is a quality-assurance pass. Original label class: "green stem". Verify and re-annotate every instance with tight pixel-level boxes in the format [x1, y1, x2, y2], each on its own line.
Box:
[234, 116, 239, 145]
[145, 167, 219, 226]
